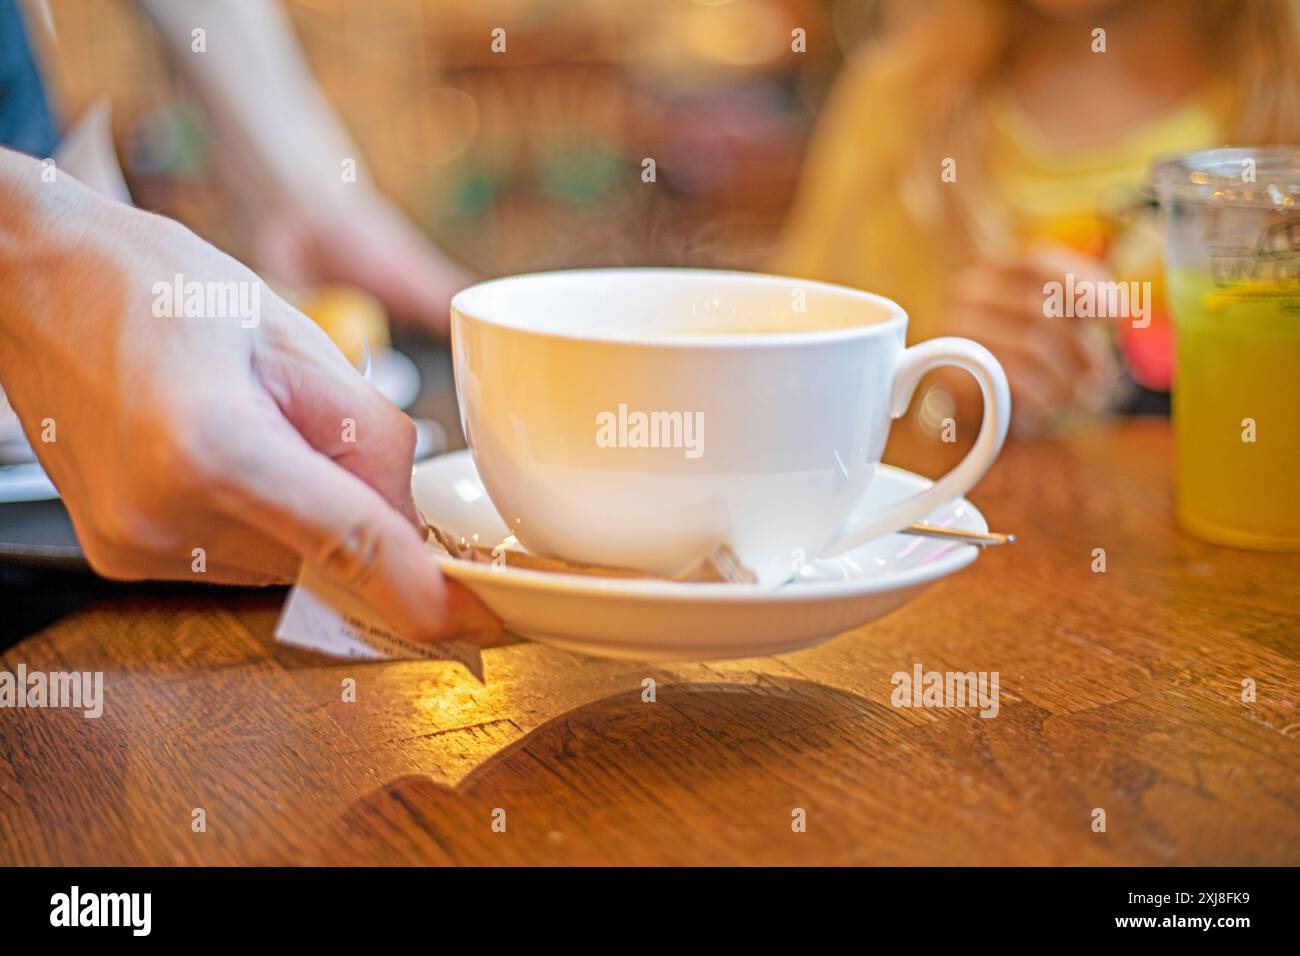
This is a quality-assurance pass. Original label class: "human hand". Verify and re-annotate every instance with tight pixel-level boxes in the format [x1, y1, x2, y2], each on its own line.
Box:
[0, 155, 498, 644]
[939, 245, 1120, 436]
[251, 191, 473, 338]
[137, 0, 472, 337]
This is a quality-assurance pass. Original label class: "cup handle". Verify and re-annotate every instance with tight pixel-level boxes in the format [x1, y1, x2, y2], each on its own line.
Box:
[821, 337, 1011, 556]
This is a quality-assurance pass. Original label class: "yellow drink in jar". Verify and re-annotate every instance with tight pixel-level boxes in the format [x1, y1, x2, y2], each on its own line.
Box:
[1169, 268, 1300, 549]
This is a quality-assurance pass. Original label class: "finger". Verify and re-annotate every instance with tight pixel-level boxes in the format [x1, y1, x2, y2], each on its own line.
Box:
[999, 354, 1066, 422]
[954, 254, 1114, 382]
[958, 247, 1112, 311]
[1023, 241, 1112, 284]
[314, 210, 468, 335]
[945, 306, 1079, 403]
[219, 415, 499, 644]
[353, 209, 471, 332]
[254, 311, 420, 525]
[951, 264, 1054, 325]
[927, 331, 1054, 438]
[251, 219, 314, 288]
[973, 243, 1110, 286]
[1013, 246, 1119, 379]
[1072, 322, 1121, 410]
[365, 244, 459, 332]
[1018, 259, 1115, 380]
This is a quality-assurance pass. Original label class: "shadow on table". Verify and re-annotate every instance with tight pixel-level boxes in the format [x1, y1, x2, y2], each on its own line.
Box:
[0, 563, 137, 647]
[339, 678, 891, 862]
[0, 561, 284, 651]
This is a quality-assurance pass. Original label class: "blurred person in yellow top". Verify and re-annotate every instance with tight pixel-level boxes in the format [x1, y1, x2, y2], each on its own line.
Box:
[774, 0, 1300, 438]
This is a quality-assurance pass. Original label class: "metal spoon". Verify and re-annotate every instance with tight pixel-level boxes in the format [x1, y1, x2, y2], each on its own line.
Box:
[904, 523, 1015, 547]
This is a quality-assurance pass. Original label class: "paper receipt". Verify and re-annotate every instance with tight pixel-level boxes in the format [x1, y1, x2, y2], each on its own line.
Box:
[274, 564, 484, 682]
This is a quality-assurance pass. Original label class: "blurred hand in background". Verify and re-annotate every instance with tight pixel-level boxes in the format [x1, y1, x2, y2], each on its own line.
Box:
[139, 0, 471, 335]
[250, 186, 473, 338]
[939, 245, 1119, 437]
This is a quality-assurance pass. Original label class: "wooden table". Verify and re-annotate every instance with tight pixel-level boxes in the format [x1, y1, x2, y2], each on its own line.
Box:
[2, 420, 1298, 865]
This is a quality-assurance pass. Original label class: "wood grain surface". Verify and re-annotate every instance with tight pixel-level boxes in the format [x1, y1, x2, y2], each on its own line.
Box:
[2, 420, 1298, 865]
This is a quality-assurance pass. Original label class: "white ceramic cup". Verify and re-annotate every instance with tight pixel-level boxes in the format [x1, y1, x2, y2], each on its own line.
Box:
[450, 268, 1010, 587]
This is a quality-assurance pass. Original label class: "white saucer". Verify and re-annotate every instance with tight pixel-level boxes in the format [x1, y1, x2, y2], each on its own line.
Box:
[413, 451, 990, 662]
